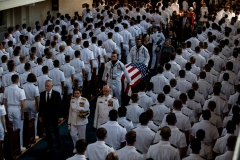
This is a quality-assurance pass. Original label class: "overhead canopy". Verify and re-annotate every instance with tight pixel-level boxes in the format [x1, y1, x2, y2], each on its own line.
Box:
[0, 0, 45, 11]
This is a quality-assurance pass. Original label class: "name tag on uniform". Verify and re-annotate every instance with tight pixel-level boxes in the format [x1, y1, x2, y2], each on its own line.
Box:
[108, 100, 113, 107]
[79, 102, 84, 107]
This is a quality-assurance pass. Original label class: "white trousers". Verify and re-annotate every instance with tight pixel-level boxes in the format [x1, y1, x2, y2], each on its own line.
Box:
[70, 124, 86, 147]
[8, 106, 24, 148]
[24, 100, 38, 137]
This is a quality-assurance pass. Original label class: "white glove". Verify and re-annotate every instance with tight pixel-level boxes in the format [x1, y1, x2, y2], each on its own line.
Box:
[68, 124, 71, 130]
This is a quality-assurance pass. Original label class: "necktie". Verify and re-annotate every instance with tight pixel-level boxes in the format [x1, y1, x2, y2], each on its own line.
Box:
[47, 92, 50, 102]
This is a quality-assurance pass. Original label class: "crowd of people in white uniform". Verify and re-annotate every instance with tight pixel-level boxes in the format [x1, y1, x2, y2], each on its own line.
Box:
[0, 0, 240, 159]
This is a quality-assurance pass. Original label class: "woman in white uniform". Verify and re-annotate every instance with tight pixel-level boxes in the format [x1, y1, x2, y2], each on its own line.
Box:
[68, 88, 90, 153]
[22, 73, 40, 139]
[200, 3, 208, 23]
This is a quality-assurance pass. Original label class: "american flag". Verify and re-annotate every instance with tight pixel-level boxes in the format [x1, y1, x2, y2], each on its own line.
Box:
[121, 62, 151, 96]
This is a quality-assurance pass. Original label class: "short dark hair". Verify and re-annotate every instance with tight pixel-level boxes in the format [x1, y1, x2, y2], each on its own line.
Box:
[96, 128, 107, 139]
[109, 109, 118, 121]
[125, 131, 136, 145]
[118, 106, 127, 117]
[75, 139, 88, 153]
[139, 112, 149, 125]
[53, 60, 60, 67]
[190, 138, 201, 152]
[11, 74, 19, 83]
[166, 113, 176, 125]
[27, 73, 37, 82]
[196, 129, 205, 141]
[160, 126, 171, 139]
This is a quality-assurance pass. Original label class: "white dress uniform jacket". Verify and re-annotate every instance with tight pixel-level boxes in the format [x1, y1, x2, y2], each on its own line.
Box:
[36, 74, 51, 93]
[66, 154, 88, 160]
[94, 95, 119, 128]
[116, 145, 144, 160]
[49, 68, 65, 94]
[182, 154, 205, 160]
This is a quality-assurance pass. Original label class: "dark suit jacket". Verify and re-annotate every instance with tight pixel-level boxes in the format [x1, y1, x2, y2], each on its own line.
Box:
[39, 90, 62, 120]
[179, 17, 192, 30]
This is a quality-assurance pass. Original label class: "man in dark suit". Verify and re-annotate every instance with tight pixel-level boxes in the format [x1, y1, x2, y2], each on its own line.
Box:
[39, 79, 62, 152]
[179, 11, 192, 41]
[167, 30, 178, 49]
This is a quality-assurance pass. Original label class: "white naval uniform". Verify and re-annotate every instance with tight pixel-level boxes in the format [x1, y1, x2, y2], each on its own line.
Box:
[186, 141, 212, 159]
[176, 78, 191, 93]
[150, 74, 169, 94]
[136, 92, 153, 111]
[66, 154, 88, 160]
[133, 125, 155, 156]
[0, 104, 6, 140]
[146, 140, 180, 160]
[15, 63, 25, 74]
[31, 65, 43, 77]
[54, 53, 65, 67]
[215, 151, 233, 160]
[112, 32, 124, 59]
[126, 103, 144, 127]
[102, 39, 117, 59]
[89, 43, 100, 75]
[161, 110, 191, 132]
[19, 71, 30, 87]
[102, 60, 131, 104]
[22, 82, 39, 138]
[163, 70, 175, 80]
[191, 120, 219, 145]
[3, 84, 26, 149]
[182, 154, 205, 160]
[36, 74, 51, 93]
[149, 31, 165, 69]
[100, 121, 127, 149]
[68, 97, 90, 146]
[49, 68, 65, 94]
[197, 79, 213, 99]
[213, 133, 233, 155]
[119, 29, 133, 62]
[93, 95, 119, 128]
[117, 117, 134, 132]
[116, 145, 144, 160]
[153, 125, 187, 149]
[70, 58, 85, 87]
[203, 95, 228, 117]
[146, 91, 158, 103]
[128, 45, 150, 66]
[186, 99, 202, 122]
[86, 141, 114, 160]
[60, 63, 75, 94]
[2, 71, 18, 88]
[150, 103, 170, 126]
[80, 48, 94, 81]
[43, 59, 54, 70]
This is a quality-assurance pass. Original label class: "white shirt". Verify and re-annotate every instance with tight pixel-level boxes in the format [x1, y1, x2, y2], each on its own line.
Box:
[117, 117, 134, 132]
[136, 92, 153, 111]
[146, 140, 180, 160]
[213, 133, 233, 154]
[163, 70, 175, 80]
[182, 153, 205, 160]
[186, 37, 200, 50]
[102, 39, 117, 58]
[116, 145, 144, 160]
[203, 95, 228, 116]
[100, 121, 127, 149]
[191, 120, 219, 145]
[126, 103, 144, 126]
[197, 79, 213, 99]
[133, 125, 155, 154]
[37, 74, 51, 93]
[154, 125, 187, 149]
[161, 110, 191, 131]
[150, 74, 169, 94]
[86, 141, 114, 160]
[186, 141, 212, 159]
[3, 84, 26, 106]
[215, 151, 233, 160]
[150, 103, 170, 125]
[176, 78, 191, 93]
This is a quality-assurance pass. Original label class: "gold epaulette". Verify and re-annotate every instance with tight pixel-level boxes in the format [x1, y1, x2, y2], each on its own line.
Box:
[71, 97, 75, 99]
[81, 97, 87, 101]
[113, 97, 117, 99]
